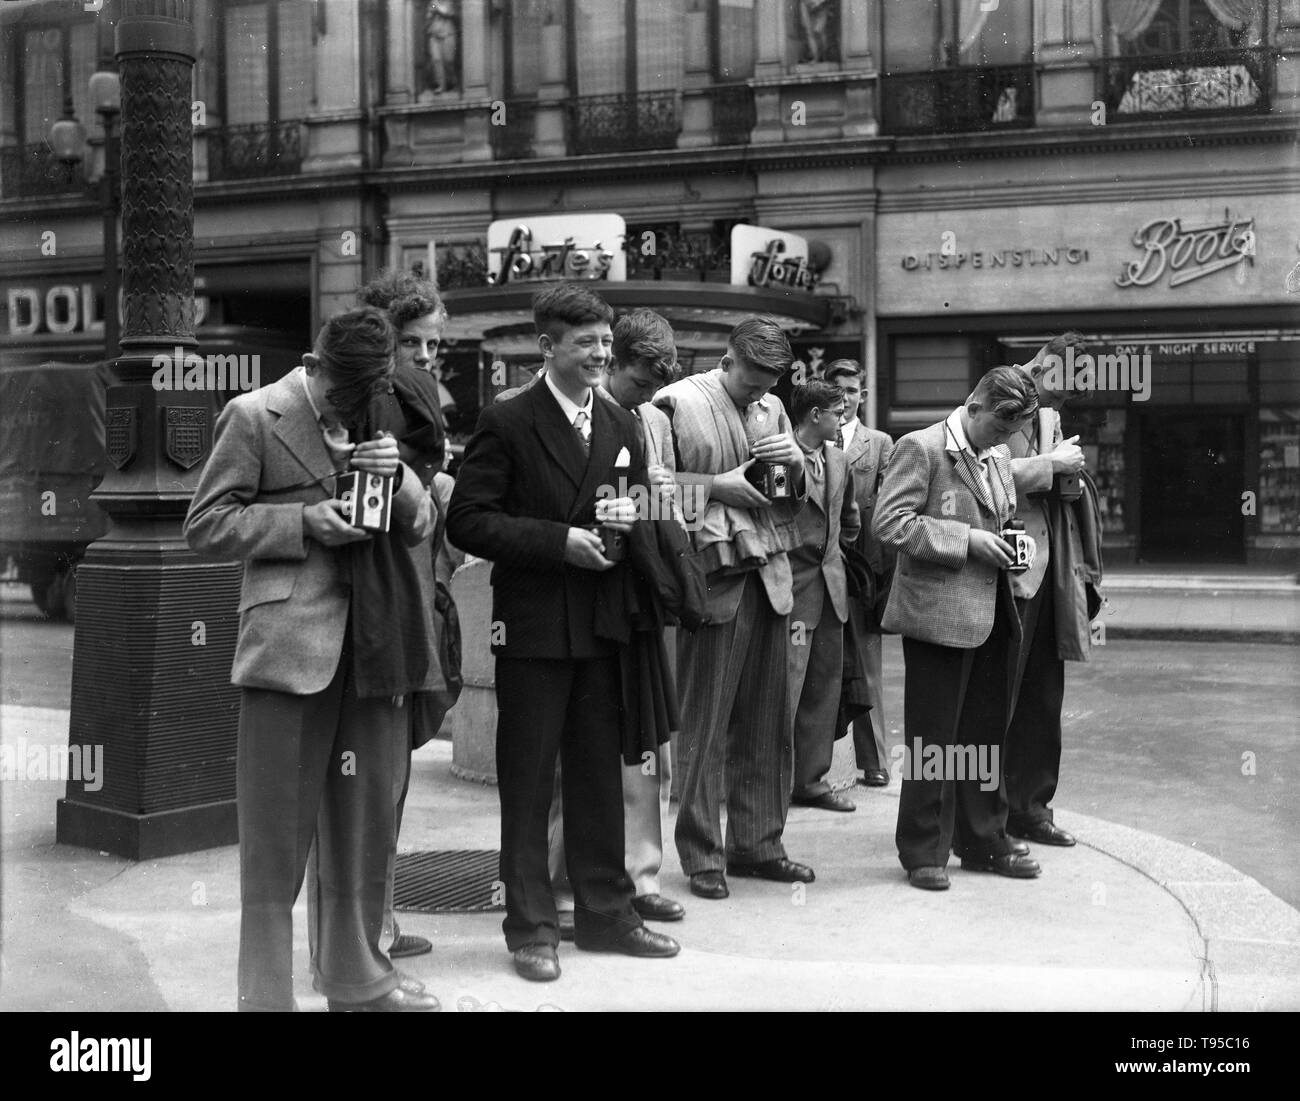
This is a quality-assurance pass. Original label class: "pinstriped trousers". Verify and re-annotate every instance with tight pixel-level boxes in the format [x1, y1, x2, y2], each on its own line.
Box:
[674, 573, 793, 874]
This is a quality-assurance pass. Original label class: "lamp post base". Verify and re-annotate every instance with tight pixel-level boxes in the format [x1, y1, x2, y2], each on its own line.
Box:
[56, 797, 237, 861]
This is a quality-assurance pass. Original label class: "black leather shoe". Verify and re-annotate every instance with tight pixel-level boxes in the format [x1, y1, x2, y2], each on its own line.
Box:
[389, 931, 432, 959]
[1009, 839, 1031, 856]
[558, 911, 575, 942]
[586, 926, 680, 958]
[327, 986, 441, 1012]
[727, 857, 815, 883]
[633, 893, 685, 921]
[1009, 820, 1076, 847]
[960, 852, 1042, 878]
[513, 944, 561, 982]
[907, 866, 950, 891]
[858, 770, 890, 787]
[690, 871, 729, 899]
[792, 790, 857, 812]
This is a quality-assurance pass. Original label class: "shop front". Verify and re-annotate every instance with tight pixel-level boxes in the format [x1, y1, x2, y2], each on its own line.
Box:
[410, 214, 847, 455]
[876, 194, 1300, 569]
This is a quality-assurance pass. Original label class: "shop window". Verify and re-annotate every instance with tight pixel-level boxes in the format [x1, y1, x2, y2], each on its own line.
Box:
[1259, 342, 1300, 405]
[1259, 409, 1300, 534]
[890, 335, 973, 407]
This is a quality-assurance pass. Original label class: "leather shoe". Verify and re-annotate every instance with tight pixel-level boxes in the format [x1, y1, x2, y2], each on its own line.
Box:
[327, 985, 441, 1012]
[513, 944, 561, 982]
[1010, 820, 1076, 847]
[389, 929, 432, 959]
[632, 893, 685, 921]
[960, 852, 1042, 878]
[586, 925, 680, 958]
[908, 866, 950, 891]
[792, 790, 856, 812]
[1009, 839, 1031, 856]
[858, 769, 890, 787]
[727, 857, 815, 883]
[558, 911, 575, 942]
[690, 871, 729, 899]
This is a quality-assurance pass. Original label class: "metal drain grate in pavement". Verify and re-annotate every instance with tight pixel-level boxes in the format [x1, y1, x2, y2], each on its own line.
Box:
[393, 850, 504, 913]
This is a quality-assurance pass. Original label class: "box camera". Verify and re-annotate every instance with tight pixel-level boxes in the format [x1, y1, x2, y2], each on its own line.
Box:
[1000, 519, 1035, 573]
[335, 470, 393, 533]
[746, 460, 792, 500]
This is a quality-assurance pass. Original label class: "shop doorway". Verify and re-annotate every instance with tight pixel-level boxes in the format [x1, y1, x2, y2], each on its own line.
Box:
[1139, 411, 1245, 563]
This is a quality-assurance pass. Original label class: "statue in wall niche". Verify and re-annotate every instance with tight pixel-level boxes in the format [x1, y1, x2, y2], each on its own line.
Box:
[421, 0, 459, 97]
[798, 0, 838, 64]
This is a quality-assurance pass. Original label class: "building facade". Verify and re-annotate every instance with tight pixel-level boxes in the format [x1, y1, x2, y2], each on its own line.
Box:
[2, 0, 1297, 566]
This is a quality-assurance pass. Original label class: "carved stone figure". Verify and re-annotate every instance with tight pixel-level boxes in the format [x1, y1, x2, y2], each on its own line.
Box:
[799, 0, 837, 64]
[423, 0, 458, 96]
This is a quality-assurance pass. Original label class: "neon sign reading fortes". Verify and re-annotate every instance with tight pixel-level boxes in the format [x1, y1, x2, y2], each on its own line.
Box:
[748, 240, 820, 291]
[485, 214, 626, 286]
[1116, 214, 1256, 289]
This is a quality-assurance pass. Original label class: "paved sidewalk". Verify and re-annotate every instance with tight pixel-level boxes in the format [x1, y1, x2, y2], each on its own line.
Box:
[2, 705, 1297, 1013]
[1101, 570, 1299, 641]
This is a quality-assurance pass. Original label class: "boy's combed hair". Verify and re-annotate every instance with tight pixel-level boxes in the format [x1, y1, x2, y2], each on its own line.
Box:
[790, 379, 844, 425]
[315, 306, 396, 426]
[728, 315, 793, 377]
[613, 308, 678, 383]
[971, 365, 1039, 421]
[1041, 330, 1086, 360]
[532, 283, 614, 341]
[358, 268, 447, 330]
[823, 359, 863, 386]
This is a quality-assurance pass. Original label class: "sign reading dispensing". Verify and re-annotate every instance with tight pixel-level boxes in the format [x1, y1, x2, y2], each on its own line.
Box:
[486, 214, 626, 286]
[731, 225, 821, 292]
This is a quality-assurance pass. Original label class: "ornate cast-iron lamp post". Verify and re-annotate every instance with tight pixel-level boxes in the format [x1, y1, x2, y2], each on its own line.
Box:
[58, 0, 242, 859]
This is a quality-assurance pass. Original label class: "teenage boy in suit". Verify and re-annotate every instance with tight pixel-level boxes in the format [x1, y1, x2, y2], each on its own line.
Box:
[872, 366, 1042, 891]
[185, 307, 441, 1011]
[824, 359, 895, 788]
[447, 284, 681, 982]
[787, 380, 860, 812]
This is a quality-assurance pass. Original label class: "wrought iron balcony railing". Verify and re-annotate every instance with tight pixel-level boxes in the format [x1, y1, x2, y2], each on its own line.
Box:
[488, 98, 538, 160]
[205, 120, 306, 181]
[623, 228, 730, 282]
[709, 83, 756, 146]
[880, 63, 1036, 136]
[1098, 46, 1274, 121]
[566, 91, 680, 156]
[0, 142, 87, 200]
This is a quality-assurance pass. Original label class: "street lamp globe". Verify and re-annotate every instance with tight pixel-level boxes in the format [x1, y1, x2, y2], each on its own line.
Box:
[49, 106, 86, 165]
[89, 69, 121, 116]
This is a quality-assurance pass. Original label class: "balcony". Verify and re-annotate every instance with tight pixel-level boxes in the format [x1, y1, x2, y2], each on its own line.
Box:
[205, 120, 306, 182]
[565, 91, 680, 156]
[0, 142, 87, 200]
[488, 98, 538, 160]
[623, 228, 730, 283]
[709, 84, 756, 146]
[880, 64, 1036, 136]
[1098, 46, 1274, 122]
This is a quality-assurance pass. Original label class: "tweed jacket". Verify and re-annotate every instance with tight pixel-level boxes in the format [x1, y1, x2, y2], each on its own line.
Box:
[873, 416, 1021, 650]
[788, 443, 860, 630]
[183, 369, 436, 695]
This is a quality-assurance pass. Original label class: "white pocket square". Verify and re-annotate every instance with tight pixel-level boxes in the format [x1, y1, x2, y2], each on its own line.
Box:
[614, 446, 631, 468]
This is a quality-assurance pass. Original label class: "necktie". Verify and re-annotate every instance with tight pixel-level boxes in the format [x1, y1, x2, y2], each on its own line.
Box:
[835, 424, 845, 450]
[573, 410, 590, 457]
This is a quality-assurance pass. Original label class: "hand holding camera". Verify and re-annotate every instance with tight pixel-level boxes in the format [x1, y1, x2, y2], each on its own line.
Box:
[304, 499, 372, 546]
[350, 432, 400, 477]
[968, 528, 1015, 569]
[998, 519, 1038, 573]
[1049, 434, 1085, 475]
